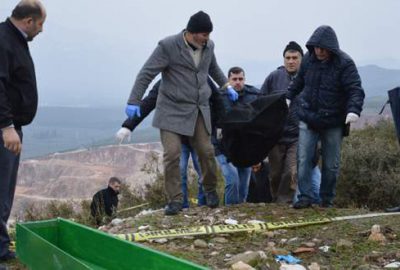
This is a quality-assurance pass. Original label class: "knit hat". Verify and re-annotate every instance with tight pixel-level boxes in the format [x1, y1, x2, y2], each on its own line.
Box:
[186, 11, 213, 33]
[283, 41, 304, 56]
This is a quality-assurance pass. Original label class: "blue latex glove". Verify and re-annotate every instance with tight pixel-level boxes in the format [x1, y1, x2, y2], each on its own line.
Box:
[125, 104, 141, 119]
[227, 85, 239, 102]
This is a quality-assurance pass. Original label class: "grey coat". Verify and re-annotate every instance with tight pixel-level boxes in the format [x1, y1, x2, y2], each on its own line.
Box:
[128, 31, 227, 136]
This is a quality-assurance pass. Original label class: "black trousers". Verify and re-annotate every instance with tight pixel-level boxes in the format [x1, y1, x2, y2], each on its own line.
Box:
[0, 130, 21, 257]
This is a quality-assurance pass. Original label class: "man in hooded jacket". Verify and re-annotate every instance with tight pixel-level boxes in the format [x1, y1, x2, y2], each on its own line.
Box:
[286, 25, 365, 209]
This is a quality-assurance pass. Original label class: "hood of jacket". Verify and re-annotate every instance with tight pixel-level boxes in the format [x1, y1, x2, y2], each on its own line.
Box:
[306, 25, 340, 56]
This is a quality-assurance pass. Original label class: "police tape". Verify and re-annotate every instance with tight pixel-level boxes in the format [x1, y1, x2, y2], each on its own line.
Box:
[114, 212, 400, 242]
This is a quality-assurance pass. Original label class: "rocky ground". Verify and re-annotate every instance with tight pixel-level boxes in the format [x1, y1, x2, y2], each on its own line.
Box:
[101, 203, 400, 269]
[3, 203, 400, 270]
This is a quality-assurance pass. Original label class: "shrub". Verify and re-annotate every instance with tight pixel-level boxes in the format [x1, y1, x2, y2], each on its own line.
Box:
[336, 120, 400, 209]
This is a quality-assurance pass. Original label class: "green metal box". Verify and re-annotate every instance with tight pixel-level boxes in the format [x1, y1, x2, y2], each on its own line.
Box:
[16, 218, 208, 270]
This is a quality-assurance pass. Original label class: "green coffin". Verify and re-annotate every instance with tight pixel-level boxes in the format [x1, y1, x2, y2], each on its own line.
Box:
[16, 218, 208, 270]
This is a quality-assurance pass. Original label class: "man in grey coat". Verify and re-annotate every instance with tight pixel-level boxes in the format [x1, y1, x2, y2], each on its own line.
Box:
[125, 11, 235, 215]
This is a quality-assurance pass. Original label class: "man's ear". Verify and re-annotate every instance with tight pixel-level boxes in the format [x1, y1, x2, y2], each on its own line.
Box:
[23, 17, 34, 27]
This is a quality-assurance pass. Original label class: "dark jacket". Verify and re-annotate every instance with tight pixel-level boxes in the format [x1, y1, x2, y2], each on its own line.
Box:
[122, 81, 160, 131]
[90, 186, 119, 222]
[261, 66, 299, 145]
[287, 25, 365, 130]
[0, 19, 38, 129]
[212, 85, 260, 157]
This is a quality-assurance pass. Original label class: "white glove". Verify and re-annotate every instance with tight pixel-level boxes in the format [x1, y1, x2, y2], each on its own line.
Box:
[345, 112, 359, 124]
[115, 127, 131, 144]
[286, 99, 291, 107]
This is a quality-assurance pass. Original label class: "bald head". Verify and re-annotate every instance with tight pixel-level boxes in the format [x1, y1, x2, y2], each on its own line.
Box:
[11, 0, 45, 21]
[10, 0, 46, 41]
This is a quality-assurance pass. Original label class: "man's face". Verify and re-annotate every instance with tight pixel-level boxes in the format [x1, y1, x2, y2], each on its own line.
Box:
[314, 47, 331, 61]
[284, 51, 302, 74]
[24, 13, 46, 41]
[109, 182, 121, 193]
[229, 72, 245, 91]
[192, 32, 210, 48]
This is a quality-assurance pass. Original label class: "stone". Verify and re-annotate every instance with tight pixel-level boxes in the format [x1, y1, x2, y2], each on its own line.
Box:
[302, 242, 316, 248]
[226, 251, 266, 267]
[336, 239, 353, 249]
[212, 237, 229, 244]
[231, 261, 255, 270]
[308, 262, 320, 270]
[194, 239, 208, 248]
[293, 247, 315, 254]
[111, 218, 123, 226]
[368, 225, 386, 243]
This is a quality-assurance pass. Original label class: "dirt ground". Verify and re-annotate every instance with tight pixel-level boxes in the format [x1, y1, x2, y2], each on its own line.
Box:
[4, 203, 400, 269]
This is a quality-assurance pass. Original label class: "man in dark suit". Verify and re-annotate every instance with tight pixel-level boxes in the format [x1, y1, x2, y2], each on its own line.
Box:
[0, 0, 46, 261]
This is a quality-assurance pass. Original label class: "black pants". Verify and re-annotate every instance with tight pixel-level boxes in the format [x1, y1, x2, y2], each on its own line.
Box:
[247, 161, 272, 203]
[0, 130, 21, 257]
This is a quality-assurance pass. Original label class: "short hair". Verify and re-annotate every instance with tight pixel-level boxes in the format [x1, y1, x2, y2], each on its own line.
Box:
[11, 2, 43, 20]
[108, 177, 121, 185]
[228, 66, 245, 78]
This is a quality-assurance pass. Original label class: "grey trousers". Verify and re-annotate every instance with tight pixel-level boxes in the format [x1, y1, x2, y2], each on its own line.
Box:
[0, 130, 21, 257]
[160, 114, 218, 203]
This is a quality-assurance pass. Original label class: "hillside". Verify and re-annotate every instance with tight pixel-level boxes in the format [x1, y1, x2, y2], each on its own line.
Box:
[12, 143, 162, 218]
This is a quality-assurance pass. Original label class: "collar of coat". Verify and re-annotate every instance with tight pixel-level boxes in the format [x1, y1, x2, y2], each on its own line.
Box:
[180, 30, 211, 50]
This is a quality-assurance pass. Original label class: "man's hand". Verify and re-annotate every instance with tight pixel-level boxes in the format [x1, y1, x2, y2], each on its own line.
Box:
[125, 104, 141, 119]
[115, 127, 132, 144]
[2, 127, 21, 155]
[345, 112, 359, 124]
[227, 85, 239, 102]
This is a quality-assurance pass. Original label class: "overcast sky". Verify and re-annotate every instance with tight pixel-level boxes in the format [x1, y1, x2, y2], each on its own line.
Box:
[1, 0, 399, 107]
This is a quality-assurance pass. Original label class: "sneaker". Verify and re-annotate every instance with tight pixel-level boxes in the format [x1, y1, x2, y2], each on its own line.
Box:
[0, 250, 16, 261]
[164, 201, 183, 216]
[293, 200, 312, 209]
[205, 191, 219, 208]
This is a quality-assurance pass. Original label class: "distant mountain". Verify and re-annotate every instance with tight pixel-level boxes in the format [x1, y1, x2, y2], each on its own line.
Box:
[358, 65, 400, 97]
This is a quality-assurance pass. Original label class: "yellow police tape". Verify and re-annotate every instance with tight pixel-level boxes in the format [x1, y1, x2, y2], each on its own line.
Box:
[115, 217, 332, 242]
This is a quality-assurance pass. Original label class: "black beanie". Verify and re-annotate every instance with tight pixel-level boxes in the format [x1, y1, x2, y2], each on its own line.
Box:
[186, 11, 213, 33]
[283, 41, 304, 56]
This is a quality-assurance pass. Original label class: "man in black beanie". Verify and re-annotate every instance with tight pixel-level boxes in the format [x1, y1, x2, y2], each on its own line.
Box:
[124, 11, 236, 215]
[260, 41, 315, 203]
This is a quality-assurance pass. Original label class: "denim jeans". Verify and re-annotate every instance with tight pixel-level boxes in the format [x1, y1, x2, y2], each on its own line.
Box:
[297, 121, 343, 205]
[216, 154, 251, 205]
[180, 143, 206, 208]
[293, 166, 321, 204]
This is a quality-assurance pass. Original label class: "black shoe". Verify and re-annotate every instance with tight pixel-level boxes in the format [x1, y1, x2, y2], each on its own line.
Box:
[385, 206, 400, 213]
[164, 201, 183, 216]
[293, 200, 312, 209]
[0, 250, 16, 261]
[205, 191, 219, 208]
[320, 201, 334, 208]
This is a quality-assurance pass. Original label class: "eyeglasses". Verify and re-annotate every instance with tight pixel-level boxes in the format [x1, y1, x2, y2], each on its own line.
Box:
[231, 77, 244, 81]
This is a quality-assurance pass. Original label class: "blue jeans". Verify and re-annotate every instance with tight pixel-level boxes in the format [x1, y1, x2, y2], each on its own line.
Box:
[293, 166, 321, 204]
[216, 154, 251, 205]
[297, 121, 343, 205]
[180, 144, 206, 208]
